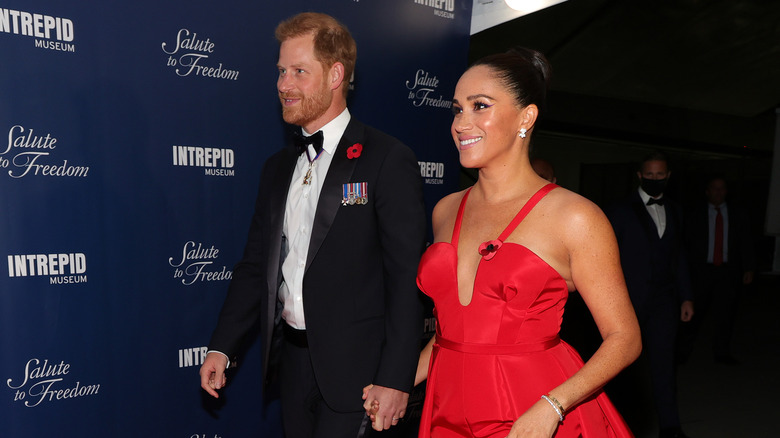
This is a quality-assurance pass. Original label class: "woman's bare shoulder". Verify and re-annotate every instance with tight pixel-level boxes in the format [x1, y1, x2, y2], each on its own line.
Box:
[431, 188, 470, 240]
[544, 187, 610, 233]
[433, 188, 469, 216]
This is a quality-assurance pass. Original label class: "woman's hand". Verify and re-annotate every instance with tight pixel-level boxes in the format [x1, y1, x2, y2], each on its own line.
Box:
[361, 383, 407, 430]
[362, 384, 379, 422]
[506, 399, 560, 438]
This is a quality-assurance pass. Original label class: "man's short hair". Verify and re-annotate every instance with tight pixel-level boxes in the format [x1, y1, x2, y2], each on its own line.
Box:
[638, 150, 670, 171]
[275, 12, 356, 98]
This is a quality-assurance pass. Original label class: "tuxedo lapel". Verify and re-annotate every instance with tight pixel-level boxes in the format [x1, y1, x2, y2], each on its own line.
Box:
[630, 192, 660, 241]
[663, 202, 676, 238]
[306, 121, 362, 269]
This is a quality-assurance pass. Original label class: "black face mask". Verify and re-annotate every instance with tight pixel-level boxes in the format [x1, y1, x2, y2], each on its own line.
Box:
[640, 177, 668, 197]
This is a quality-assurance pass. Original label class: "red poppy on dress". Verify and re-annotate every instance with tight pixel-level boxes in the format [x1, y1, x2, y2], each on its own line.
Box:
[478, 239, 503, 261]
[347, 143, 363, 159]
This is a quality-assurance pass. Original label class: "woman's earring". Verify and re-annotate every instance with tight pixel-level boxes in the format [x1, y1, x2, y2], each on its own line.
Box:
[519, 128, 527, 138]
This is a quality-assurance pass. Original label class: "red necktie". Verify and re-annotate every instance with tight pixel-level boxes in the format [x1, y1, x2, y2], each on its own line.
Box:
[713, 206, 723, 266]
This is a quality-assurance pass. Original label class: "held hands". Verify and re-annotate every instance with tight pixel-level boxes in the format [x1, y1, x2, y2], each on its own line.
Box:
[362, 384, 409, 431]
[199, 352, 228, 398]
[505, 398, 560, 438]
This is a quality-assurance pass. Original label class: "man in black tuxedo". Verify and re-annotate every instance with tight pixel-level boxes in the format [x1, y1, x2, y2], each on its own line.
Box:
[679, 176, 755, 365]
[606, 152, 694, 438]
[199, 12, 425, 438]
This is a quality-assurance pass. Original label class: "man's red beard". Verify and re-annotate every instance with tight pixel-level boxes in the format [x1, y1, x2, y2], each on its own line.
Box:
[280, 80, 332, 127]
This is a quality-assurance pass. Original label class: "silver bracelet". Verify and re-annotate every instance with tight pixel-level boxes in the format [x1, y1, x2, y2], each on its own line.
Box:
[541, 394, 564, 422]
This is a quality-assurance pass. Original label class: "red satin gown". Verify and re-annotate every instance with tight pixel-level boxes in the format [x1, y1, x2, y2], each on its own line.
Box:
[417, 183, 633, 437]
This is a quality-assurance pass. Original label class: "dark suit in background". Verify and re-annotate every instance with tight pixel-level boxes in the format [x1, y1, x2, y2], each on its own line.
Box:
[679, 177, 755, 363]
[606, 153, 693, 438]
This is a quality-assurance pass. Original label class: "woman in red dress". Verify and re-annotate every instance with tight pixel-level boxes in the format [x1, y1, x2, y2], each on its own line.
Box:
[368, 47, 641, 437]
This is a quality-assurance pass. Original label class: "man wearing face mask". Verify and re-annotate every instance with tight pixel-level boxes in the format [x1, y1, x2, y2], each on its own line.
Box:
[606, 151, 694, 438]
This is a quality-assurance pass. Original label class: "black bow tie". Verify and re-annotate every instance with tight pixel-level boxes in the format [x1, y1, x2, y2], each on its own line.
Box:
[646, 197, 665, 206]
[293, 130, 324, 159]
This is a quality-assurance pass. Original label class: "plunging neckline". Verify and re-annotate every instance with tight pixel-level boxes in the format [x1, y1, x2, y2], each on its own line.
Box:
[451, 183, 558, 306]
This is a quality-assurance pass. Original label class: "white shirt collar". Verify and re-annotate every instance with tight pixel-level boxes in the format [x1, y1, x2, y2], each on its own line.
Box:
[637, 187, 663, 205]
[301, 108, 351, 155]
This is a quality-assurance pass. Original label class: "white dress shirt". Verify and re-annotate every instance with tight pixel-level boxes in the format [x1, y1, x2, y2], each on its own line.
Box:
[638, 187, 666, 238]
[279, 108, 351, 329]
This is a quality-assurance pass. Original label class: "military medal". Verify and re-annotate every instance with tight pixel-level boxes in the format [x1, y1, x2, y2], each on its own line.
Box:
[303, 162, 315, 185]
[342, 182, 368, 205]
[302, 149, 324, 186]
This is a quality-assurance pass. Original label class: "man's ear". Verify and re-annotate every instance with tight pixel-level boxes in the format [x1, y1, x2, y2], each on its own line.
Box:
[330, 62, 345, 91]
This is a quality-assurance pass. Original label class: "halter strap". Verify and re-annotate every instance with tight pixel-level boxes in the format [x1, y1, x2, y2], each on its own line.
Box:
[450, 183, 558, 249]
[498, 183, 558, 241]
[450, 188, 471, 250]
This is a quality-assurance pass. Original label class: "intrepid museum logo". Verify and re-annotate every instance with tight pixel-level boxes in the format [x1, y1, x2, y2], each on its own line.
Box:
[2, 125, 89, 179]
[418, 161, 445, 185]
[172, 145, 235, 177]
[0, 7, 76, 52]
[6, 358, 100, 408]
[7, 252, 87, 285]
[413, 0, 455, 19]
[162, 28, 239, 81]
[405, 69, 452, 110]
[168, 241, 232, 286]
[178, 346, 208, 368]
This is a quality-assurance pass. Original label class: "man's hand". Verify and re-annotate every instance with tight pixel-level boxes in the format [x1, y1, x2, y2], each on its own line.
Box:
[680, 300, 694, 322]
[361, 384, 409, 431]
[200, 352, 228, 398]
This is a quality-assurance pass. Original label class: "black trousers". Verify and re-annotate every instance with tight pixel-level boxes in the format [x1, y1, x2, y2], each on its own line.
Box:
[611, 289, 681, 431]
[279, 326, 369, 438]
[641, 304, 681, 430]
[678, 263, 741, 359]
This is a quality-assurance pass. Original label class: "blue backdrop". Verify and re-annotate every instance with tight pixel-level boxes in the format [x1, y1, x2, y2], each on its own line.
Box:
[1, 1, 471, 436]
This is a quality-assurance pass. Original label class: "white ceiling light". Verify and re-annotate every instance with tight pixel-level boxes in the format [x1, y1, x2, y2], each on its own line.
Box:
[505, 0, 558, 12]
[471, 0, 567, 35]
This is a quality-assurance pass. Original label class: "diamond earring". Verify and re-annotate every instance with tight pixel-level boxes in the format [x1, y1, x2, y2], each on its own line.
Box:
[519, 128, 527, 138]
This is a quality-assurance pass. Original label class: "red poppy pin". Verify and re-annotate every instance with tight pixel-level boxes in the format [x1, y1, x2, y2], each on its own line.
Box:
[478, 239, 503, 261]
[347, 143, 363, 159]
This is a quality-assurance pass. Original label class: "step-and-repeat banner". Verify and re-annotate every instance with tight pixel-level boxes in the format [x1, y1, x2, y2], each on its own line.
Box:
[1, 1, 470, 436]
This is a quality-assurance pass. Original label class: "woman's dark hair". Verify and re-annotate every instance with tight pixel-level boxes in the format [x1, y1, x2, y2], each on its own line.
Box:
[470, 47, 551, 117]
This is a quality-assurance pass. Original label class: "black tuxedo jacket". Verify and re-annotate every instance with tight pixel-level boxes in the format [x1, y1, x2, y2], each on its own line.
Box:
[208, 118, 426, 412]
[607, 191, 692, 317]
[686, 201, 755, 276]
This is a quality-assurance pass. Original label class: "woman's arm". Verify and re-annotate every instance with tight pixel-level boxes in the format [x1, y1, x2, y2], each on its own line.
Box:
[509, 197, 641, 437]
[549, 198, 641, 410]
[413, 191, 464, 387]
[415, 335, 436, 386]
